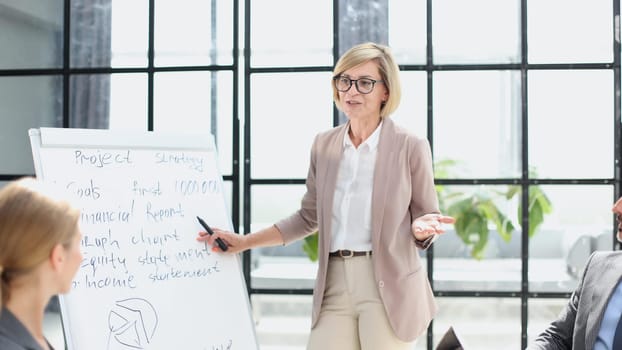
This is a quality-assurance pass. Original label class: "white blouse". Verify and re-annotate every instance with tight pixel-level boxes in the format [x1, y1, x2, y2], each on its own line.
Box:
[329, 121, 383, 252]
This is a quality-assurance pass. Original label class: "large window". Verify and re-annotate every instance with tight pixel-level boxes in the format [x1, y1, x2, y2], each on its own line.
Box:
[244, 1, 620, 350]
[0, 1, 620, 349]
[0, 0, 238, 214]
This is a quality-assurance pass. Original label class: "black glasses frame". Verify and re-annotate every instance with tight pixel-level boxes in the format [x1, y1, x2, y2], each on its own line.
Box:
[333, 75, 384, 94]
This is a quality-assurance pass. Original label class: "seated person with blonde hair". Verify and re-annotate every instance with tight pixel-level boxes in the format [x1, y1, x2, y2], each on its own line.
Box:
[0, 178, 82, 350]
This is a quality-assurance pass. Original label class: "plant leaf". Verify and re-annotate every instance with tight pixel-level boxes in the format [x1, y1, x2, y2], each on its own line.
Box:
[479, 200, 515, 242]
[302, 232, 319, 262]
[527, 186, 552, 237]
[448, 196, 491, 259]
[469, 215, 489, 259]
[506, 185, 520, 200]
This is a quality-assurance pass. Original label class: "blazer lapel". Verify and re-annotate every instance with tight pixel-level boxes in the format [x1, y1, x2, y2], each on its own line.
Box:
[371, 118, 394, 250]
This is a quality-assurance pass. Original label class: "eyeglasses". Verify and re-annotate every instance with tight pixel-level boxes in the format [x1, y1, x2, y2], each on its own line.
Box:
[333, 75, 384, 94]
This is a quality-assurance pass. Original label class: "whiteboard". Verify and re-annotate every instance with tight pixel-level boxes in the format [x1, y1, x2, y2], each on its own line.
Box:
[29, 128, 258, 350]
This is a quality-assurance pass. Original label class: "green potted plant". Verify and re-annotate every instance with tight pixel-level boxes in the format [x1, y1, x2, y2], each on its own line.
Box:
[435, 160, 552, 259]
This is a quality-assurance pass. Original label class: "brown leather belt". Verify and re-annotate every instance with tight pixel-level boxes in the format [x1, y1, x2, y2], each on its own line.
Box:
[329, 250, 372, 258]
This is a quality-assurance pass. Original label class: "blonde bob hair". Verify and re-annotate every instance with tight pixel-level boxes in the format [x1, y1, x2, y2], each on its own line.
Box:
[0, 178, 79, 304]
[332, 42, 402, 118]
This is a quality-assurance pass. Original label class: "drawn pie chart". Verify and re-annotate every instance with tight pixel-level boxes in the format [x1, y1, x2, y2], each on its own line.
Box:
[108, 298, 158, 349]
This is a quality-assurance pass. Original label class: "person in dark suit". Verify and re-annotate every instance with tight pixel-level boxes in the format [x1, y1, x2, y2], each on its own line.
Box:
[528, 196, 622, 350]
[0, 178, 83, 350]
[198, 42, 454, 349]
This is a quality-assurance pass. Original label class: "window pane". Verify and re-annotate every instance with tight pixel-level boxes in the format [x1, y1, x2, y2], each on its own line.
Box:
[69, 74, 111, 129]
[529, 185, 614, 293]
[70, 0, 112, 68]
[111, 0, 148, 67]
[528, 299, 568, 344]
[251, 73, 333, 179]
[433, 71, 521, 178]
[427, 298, 521, 350]
[528, 0, 612, 63]
[155, 0, 234, 66]
[154, 71, 234, 175]
[0, 1, 63, 69]
[250, 185, 316, 290]
[433, 0, 520, 64]
[251, 294, 311, 348]
[109, 73, 148, 130]
[528, 70, 613, 179]
[73, 0, 148, 68]
[389, 0, 426, 65]
[434, 185, 521, 292]
[250, 0, 332, 67]
[0, 76, 62, 174]
[393, 71, 427, 136]
[251, 185, 307, 231]
[72, 74, 148, 130]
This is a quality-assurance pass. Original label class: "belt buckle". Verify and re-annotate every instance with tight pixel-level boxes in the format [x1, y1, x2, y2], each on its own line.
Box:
[340, 249, 354, 258]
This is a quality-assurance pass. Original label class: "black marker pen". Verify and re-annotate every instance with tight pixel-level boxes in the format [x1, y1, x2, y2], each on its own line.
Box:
[196, 216, 229, 252]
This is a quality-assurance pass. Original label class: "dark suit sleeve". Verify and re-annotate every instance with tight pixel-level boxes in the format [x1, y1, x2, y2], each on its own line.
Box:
[527, 253, 597, 350]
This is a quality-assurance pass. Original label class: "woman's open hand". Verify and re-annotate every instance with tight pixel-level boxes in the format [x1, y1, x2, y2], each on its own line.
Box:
[411, 213, 455, 241]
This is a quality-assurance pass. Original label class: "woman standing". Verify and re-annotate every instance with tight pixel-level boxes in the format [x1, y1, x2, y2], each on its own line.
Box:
[199, 42, 454, 349]
[0, 178, 83, 350]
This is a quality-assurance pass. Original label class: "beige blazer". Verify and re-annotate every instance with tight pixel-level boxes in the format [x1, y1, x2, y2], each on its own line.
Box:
[276, 117, 439, 342]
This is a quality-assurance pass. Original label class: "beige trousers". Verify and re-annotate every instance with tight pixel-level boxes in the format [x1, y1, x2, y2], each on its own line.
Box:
[306, 255, 414, 350]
